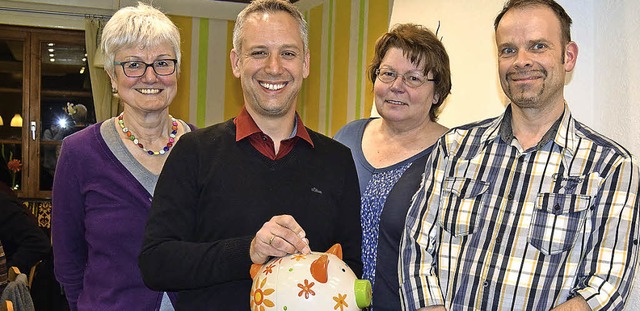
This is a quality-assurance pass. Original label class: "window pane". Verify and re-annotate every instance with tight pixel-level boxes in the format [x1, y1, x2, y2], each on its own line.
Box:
[0, 38, 24, 191]
[39, 41, 95, 191]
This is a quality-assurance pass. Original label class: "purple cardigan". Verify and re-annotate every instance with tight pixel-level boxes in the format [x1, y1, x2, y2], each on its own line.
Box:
[52, 120, 190, 311]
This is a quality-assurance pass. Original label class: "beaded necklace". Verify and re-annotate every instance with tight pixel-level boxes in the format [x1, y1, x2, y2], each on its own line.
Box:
[117, 112, 178, 155]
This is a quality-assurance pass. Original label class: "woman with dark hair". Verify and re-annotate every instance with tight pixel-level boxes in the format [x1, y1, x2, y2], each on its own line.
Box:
[334, 23, 452, 311]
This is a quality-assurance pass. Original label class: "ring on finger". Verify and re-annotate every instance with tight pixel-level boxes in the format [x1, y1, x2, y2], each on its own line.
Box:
[268, 235, 276, 245]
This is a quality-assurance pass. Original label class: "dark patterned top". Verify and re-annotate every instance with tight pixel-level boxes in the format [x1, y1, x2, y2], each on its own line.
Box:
[361, 163, 411, 288]
[335, 118, 435, 311]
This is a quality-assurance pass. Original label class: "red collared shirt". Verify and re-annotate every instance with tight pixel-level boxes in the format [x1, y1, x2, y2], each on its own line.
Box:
[234, 107, 314, 160]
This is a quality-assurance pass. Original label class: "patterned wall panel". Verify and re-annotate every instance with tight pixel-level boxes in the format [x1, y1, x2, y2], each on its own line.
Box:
[23, 200, 52, 229]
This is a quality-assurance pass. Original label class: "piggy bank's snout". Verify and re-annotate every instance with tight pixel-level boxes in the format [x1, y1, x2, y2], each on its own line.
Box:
[354, 279, 372, 308]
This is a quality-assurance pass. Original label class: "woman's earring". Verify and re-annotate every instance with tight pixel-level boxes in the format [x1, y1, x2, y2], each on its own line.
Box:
[112, 87, 117, 94]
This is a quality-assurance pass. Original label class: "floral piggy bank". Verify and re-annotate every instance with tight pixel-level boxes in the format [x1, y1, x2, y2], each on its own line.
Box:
[249, 244, 371, 311]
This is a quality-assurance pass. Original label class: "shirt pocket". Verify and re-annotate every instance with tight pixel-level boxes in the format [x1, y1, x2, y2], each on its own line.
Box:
[438, 177, 490, 237]
[528, 193, 591, 256]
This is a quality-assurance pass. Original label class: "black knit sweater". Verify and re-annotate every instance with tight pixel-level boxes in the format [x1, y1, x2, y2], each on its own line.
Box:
[140, 119, 362, 310]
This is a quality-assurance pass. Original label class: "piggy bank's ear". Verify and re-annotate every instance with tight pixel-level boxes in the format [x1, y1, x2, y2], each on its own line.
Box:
[250, 264, 263, 279]
[326, 243, 342, 260]
[310, 254, 329, 283]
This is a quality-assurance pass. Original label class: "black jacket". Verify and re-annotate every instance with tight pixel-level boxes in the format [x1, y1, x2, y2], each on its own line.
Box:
[0, 191, 51, 273]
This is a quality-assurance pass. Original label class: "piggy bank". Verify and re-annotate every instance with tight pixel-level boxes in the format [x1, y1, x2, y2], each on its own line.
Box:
[249, 244, 371, 311]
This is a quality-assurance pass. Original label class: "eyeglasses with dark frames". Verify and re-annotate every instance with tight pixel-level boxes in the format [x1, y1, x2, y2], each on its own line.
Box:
[375, 68, 435, 88]
[114, 59, 178, 78]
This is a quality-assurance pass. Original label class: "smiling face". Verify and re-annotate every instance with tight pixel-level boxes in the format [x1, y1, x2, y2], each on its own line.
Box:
[496, 5, 577, 111]
[230, 11, 309, 119]
[110, 41, 178, 114]
[374, 47, 437, 127]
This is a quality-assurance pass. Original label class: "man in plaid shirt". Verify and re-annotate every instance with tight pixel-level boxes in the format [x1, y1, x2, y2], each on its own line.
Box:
[399, 0, 640, 310]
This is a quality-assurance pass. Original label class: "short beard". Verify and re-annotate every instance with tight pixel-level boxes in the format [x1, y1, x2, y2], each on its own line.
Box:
[507, 83, 545, 108]
[505, 67, 547, 108]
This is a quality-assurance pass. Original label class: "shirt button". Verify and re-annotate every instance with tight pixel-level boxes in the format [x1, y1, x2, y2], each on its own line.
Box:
[496, 237, 501, 244]
[483, 281, 489, 287]
[507, 194, 514, 200]
[262, 135, 267, 141]
[554, 203, 561, 211]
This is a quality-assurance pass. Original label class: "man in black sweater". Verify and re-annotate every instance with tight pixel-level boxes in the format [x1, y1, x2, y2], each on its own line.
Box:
[139, 0, 362, 309]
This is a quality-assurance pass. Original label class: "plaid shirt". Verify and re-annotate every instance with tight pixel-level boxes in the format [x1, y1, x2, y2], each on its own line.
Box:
[400, 105, 639, 311]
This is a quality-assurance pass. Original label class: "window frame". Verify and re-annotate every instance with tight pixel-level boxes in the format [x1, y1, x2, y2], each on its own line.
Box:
[0, 25, 90, 199]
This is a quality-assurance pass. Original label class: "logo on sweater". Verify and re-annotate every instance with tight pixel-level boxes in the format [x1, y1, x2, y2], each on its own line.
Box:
[310, 187, 323, 194]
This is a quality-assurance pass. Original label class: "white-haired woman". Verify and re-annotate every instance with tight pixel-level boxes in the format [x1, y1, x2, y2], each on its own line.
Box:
[52, 3, 194, 310]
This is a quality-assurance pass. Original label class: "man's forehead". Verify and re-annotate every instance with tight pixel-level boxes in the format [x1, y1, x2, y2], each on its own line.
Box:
[496, 6, 562, 40]
[242, 12, 304, 48]
[497, 6, 560, 29]
[245, 10, 295, 27]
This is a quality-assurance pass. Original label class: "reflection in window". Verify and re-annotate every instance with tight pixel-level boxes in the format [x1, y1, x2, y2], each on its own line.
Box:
[39, 41, 95, 191]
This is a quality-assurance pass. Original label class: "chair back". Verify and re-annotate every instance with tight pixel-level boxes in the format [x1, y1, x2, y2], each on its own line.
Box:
[1, 266, 33, 311]
[7, 268, 19, 283]
[26, 262, 40, 290]
[1, 300, 14, 311]
[1, 267, 19, 311]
